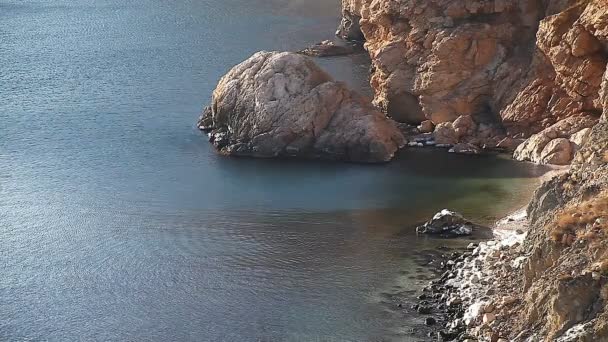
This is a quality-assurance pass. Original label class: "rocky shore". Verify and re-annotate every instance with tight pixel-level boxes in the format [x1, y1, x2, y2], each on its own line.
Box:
[408, 118, 608, 341]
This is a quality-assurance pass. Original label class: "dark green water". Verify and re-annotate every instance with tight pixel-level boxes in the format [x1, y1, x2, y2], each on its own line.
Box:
[0, 0, 546, 341]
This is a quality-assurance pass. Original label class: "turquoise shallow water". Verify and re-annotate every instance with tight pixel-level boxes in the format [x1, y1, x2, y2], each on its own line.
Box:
[0, 0, 546, 341]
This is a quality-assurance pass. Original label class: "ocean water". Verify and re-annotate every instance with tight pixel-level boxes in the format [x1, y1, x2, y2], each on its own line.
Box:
[0, 0, 546, 341]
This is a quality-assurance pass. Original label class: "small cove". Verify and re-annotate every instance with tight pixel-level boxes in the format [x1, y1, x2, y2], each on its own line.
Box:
[0, 0, 548, 341]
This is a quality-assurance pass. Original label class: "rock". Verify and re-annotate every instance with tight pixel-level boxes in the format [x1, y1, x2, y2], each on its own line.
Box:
[199, 51, 405, 163]
[514, 116, 597, 165]
[496, 137, 524, 151]
[336, 6, 364, 42]
[425, 317, 437, 326]
[298, 40, 358, 57]
[417, 120, 435, 133]
[483, 312, 496, 324]
[570, 128, 592, 150]
[501, 296, 517, 306]
[452, 115, 476, 139]
[447, 297, 462, 307]
[417, 209, 474, 237]
[434, 122, 458, 146]
[449, 143, 481, 155]
[539, 138, 573, 165]
[417, 306, 433, 314]
[198, 107, 214, 131]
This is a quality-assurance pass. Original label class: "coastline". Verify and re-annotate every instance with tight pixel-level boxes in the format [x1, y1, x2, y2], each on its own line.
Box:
[409, 166, 567, 341]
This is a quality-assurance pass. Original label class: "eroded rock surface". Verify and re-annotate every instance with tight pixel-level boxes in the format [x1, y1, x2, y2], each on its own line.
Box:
[198, 51, 405, 163]
[338, 0, 608, 164]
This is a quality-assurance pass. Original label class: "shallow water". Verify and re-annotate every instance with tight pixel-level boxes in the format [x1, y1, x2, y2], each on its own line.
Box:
[1, 0, 546, 341]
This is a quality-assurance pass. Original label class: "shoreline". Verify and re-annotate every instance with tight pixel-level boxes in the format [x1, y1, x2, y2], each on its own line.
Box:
[410, 166, 568, 341]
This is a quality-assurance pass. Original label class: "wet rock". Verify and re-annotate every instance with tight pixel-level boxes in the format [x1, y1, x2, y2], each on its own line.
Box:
[449, 143, 482, 155]
[416, 209, 474, 237]
[417, 306, 433, 314]
[298, 40, 358, 57]
[425, 317, 437, 326]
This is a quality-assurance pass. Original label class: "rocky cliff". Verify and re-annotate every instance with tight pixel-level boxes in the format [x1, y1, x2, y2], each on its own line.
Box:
[337, 0, 607, 165]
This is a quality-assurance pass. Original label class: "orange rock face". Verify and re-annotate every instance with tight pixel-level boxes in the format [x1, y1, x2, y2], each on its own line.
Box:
[338, 0, 608, 164]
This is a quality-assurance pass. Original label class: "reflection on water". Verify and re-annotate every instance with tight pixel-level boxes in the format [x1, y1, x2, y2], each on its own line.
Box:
[0, 0, 547, 341]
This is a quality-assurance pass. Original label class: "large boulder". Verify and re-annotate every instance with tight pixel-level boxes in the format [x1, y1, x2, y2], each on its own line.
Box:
[433, 122, 458, 146]
[198, 51, 405, 163]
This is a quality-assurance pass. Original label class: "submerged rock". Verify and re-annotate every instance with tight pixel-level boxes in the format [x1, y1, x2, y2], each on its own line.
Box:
[449, 143, 481, 155]
[417, 209, 474, 237]
[297, 40, 358, 57]
[198, 51, 405, 163]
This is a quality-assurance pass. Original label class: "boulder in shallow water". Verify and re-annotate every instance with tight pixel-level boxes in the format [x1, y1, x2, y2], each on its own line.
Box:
[449, 143, 481, 155]
[198, 51, 405, 163]
[417, 209, 473, 237]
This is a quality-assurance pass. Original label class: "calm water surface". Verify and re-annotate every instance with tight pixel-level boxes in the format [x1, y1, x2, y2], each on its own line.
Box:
[1, 1, 546, 341]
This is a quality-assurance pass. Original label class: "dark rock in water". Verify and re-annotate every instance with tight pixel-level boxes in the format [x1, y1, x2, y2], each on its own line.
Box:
[438, 329, 459, 341]
[417, 305, 432, 314]
[297, 40, 358, 57]
[416, 209, 473, 237]
[424, 317, 437, 326]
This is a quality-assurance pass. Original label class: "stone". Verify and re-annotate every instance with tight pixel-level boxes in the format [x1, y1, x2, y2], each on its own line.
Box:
[483, 312, 496, 324]
[514, 116, 597, 165]
[434, 122, 458, 145]
[199, 51, 405, 163]
[539, 138, 573, 165]
[416, 209, 474, 237]
[417, 120, 435, 133]
[452, 115, 477, 139]
[570, 128, 592, 149]
[449, 143, 482, 155]
[298, 40, 357, 57]
[417, 306, 432, 314]
[336, 6, 364, 41]
[425, 317, 437, 326]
